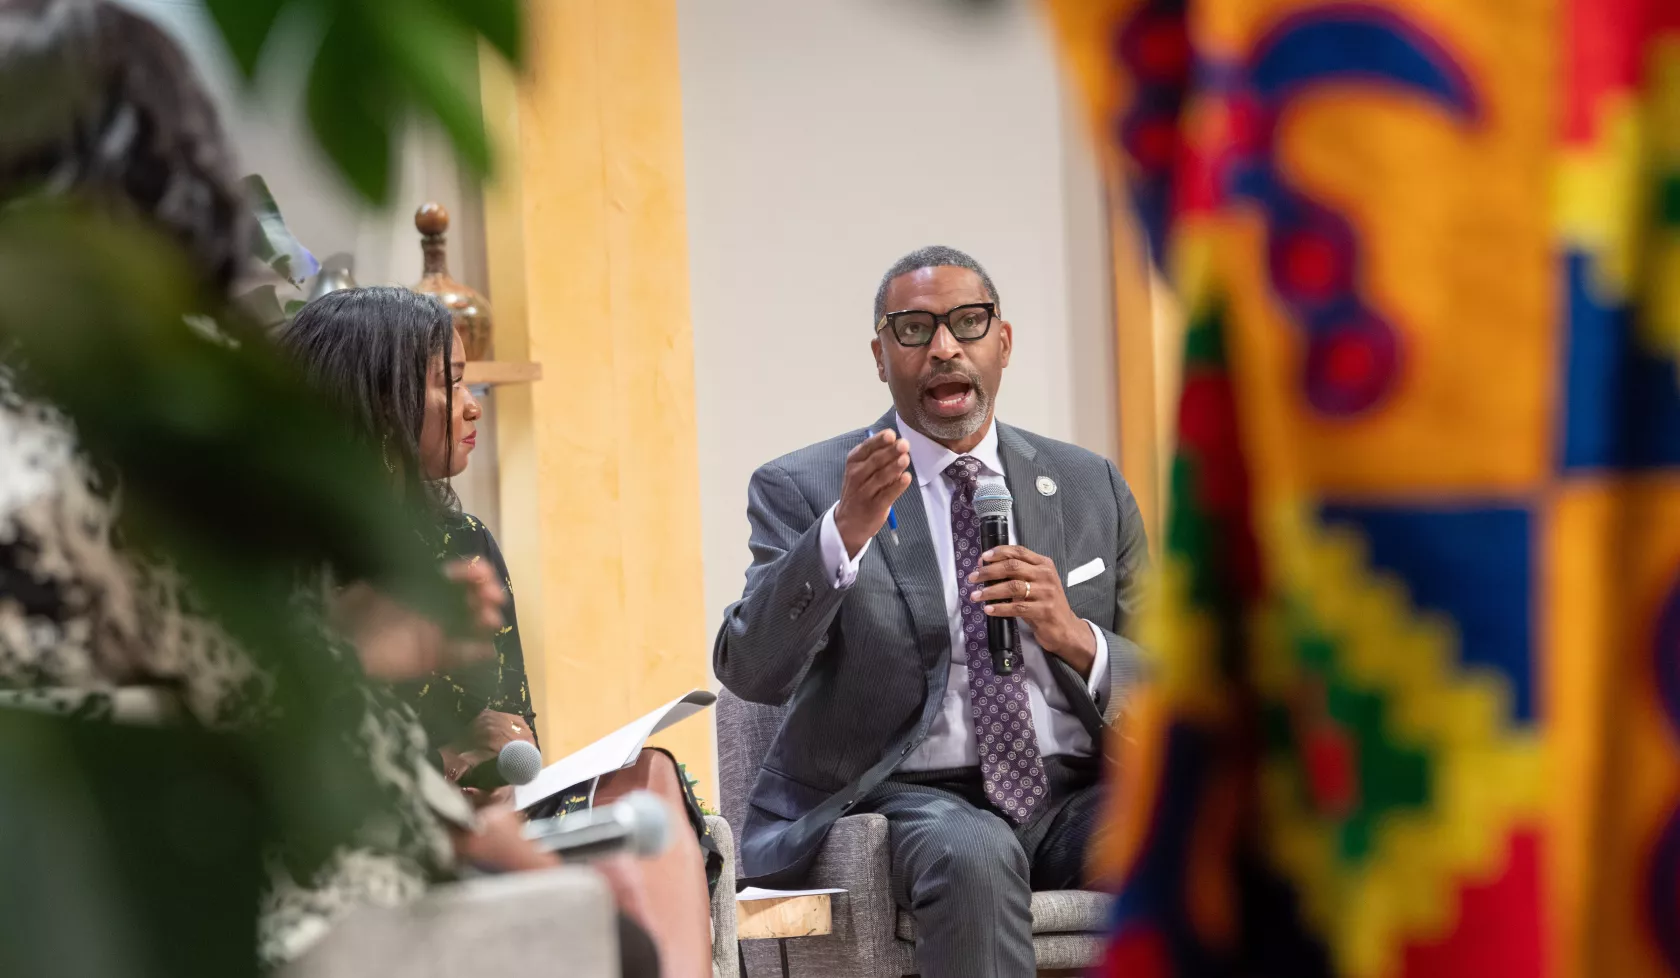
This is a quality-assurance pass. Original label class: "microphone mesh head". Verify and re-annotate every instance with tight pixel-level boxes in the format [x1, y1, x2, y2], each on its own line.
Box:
[497, 739, 544, 786]
[973, 482, 1013, 519]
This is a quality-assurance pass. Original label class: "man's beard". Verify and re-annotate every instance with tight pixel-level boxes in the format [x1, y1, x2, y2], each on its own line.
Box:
[910, 377, 994, 444]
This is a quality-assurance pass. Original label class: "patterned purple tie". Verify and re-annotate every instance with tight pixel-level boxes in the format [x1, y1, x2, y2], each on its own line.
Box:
[945, 455, 1048, 823]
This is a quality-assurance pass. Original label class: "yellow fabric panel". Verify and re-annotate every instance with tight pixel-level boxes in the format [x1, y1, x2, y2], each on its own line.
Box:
[478, 0, 713, 795]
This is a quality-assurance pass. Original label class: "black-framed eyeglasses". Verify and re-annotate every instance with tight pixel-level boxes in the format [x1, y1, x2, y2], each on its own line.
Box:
[874, 302, 995, 348]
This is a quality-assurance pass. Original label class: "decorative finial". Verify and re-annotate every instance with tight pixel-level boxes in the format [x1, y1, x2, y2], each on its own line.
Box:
[411, 201, 493, 360]
[415, 202, 450, 237]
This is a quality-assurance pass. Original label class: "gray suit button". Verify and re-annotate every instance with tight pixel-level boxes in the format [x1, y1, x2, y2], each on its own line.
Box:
[787, 582, 817, 621]
[900, 744, 912, 756]
[840, 800, 854, 812]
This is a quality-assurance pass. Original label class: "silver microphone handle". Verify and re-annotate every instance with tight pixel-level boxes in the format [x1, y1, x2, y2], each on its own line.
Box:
[522, 790, 670, 860]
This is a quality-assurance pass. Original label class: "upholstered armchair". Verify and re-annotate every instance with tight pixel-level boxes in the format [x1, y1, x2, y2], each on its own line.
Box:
[716, 689, 1111, 978]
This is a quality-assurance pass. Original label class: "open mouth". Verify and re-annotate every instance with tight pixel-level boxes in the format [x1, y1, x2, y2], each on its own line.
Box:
[922, 376, 976, 418]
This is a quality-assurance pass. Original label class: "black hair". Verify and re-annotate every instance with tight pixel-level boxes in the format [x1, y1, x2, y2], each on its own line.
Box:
[874, 244, 1000, 324]
[0, 0, 247, 291]
[278, 286, 460, 514]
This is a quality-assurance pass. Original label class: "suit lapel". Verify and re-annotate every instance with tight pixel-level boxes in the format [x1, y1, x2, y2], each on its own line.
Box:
[998, 424, 1107, 736]
[868, 409, 951, 670]
[997, 423, 1067, 575]
[865, 416, 1099, 734]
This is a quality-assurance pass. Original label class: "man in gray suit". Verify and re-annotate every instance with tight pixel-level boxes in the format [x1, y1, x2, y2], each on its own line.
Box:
[715, 245, 1148, 978]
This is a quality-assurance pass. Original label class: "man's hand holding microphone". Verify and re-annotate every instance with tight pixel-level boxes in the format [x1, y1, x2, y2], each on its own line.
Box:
[831, 427, 1095, 676]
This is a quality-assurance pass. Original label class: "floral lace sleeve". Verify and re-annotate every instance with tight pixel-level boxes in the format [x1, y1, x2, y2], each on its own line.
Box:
[407, 512, 536, 747]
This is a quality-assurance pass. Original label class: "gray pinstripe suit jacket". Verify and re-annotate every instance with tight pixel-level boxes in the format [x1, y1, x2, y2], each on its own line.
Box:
[714, 409, 1149, 885]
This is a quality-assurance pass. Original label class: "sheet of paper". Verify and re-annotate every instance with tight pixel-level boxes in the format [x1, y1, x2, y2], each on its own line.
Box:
[514, 689, 716, 810]
[650, 694, 712, 737]
[736, 886, 847, 902]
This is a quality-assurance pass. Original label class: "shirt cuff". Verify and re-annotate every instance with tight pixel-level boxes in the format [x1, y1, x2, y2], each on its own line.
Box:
[819, 504, 869, 589]
[1084, 620, 1110, 698]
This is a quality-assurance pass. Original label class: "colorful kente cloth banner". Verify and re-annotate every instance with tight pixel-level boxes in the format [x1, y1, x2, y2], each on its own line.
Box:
[1044, 0, 1680, 975]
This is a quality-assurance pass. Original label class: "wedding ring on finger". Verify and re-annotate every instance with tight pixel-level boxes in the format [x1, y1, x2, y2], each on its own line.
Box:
[1024, 581, 1032, 600]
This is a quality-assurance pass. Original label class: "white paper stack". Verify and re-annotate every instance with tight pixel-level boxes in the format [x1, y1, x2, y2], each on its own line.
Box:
[513, 689, 716, 811]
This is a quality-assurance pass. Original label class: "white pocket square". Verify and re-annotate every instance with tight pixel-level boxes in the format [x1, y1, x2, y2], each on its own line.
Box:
[1066, 557, 1105, 587]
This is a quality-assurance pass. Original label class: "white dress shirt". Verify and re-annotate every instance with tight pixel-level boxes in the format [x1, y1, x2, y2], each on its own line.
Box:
[818, 414, 1108, 770]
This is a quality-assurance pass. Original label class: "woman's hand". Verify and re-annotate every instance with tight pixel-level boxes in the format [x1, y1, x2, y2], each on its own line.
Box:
[333, 558, 505, 681]
[466, 709, 537, 755]
[461, 784, 516, 809]
[450, 803, 557, 873]
[438, 743, 494, 782]
[443, 709, 535, 794]
[446, 557, 508, 635]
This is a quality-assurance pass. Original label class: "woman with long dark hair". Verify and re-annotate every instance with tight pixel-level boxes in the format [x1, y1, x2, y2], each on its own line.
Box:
[281, 286, 535, 773]
[280, 286, 717, 978]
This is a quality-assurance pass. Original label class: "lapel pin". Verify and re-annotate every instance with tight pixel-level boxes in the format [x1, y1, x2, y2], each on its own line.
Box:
[1036, 475, 1057, 497]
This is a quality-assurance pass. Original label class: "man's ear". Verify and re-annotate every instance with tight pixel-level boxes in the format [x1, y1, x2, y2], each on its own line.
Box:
[998, 319, 1012, 369]
[872, 337, 887, 382]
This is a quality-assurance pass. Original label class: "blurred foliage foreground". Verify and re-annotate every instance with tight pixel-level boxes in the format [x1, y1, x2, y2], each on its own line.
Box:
[0, 206, 461, 976]
[0, 0, 528, 972]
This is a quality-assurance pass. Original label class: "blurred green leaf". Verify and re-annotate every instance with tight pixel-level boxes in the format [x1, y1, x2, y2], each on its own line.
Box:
[435, 0, 523, 65]
[242, 175, 318, 286]
[201, 0, 287, 78]
[305, 12, 395, 204]
[0, 711, 266, 978]
[200, 0, 524, 205]
[376, 3, 491, 177]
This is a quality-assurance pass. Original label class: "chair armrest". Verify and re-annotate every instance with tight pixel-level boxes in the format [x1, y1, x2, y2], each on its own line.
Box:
[771, 813, 900, 978]
[706, 814, 740, 978]
[281, 867, 618, 978]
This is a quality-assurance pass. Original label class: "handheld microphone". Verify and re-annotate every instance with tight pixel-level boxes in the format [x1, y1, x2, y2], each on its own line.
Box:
[496, 739, 543, 785]
[459, 739, 544, 790]
[972, 483, 1017, 675]
[521, 790, 670, 861]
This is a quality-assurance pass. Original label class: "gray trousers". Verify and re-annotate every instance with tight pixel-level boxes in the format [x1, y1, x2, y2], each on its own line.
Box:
[856, 756, 1102, 978]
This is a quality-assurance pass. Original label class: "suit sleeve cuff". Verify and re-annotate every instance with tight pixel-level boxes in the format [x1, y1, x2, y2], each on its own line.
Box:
[819, 504, 869, 589]
[1083, 620, 1110, 701]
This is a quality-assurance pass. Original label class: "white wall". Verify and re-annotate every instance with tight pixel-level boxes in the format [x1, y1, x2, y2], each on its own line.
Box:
[678, 0, 1115, 641]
